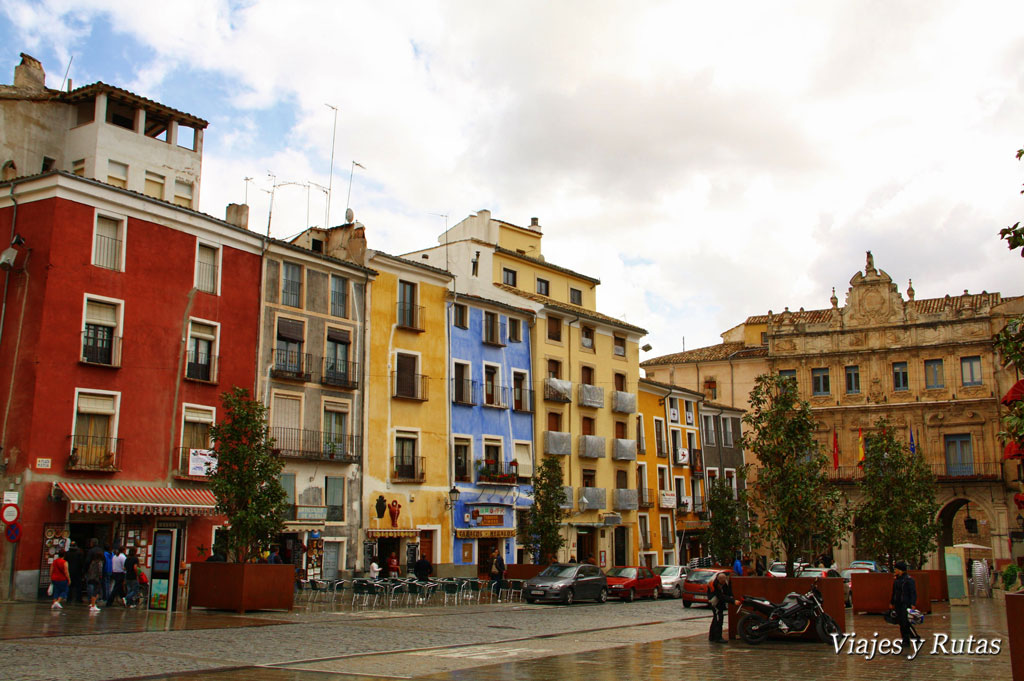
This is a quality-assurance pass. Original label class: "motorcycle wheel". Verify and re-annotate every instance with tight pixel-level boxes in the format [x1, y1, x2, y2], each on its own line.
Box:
[815, 614, 840, 643]
[738, 613, 769, 644]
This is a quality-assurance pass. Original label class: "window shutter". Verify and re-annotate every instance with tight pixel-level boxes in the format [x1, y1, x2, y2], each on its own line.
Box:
[77, 393, 116, 414]
[327, 327, 350, 343]
[277, 318, 304, 341]
[271, 395, 301, 428]
[189, 321, 216, 341]
[184, 407, 214, 423]
[85, 300, 117, 326]
[396, 354, 417, 397]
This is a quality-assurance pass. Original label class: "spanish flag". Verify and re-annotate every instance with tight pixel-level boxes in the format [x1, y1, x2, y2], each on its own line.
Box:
[832, 428, 840, 470]
[857, 428, 865, 467]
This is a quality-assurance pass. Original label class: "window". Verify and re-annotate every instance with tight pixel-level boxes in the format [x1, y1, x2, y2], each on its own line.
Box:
[547, 359, 562, 379]
[186, 320, 217, 381]
[811, 368, 830, 396]
[722, 418, 734, 447]
[93, 215, 123, 270]
[453, 303, 468, 329]
[173, 181, 194, 209]
[570, 288, 582, 306]
[684, 400, 694, 425]
[639, 515, 650, 545]
[311, 239, 323, 253]
[181, 406, 214, 476]
[82, 298, 121, 366]
[701, 414, 716, 445]
[893, 362, 909, 391]
[687, 431, 697, 453]
[670, 429, 682, 459]
[582, 469, 596, 488]
[547, 411, 562, 432]
[395, 435, 419, 480]
[483, 311, 503, 345]
[324, 328, 351, 385]
[779, 369, 796, 384]
[282, 262, 303, 308]
[394, 352, 421, 399]
[328, 275, 348, 318]
[581, 325, 595, 349]
[669, 398, 679, 423]
[454, 438, 471, 481]
[508, 318, 521, 342]
[144, 112, 170, 141]
[924, 359, 944, 389]
[41, 156, 55, 172]
[275, 318, 305, 375]
[616, 421, 627, 439]
[107, 160, 128, 188]
[536, 278, 549, 296]
[72, 159, 85, 176]
[177, 125, 197, 151]
[514, 442, 533, 481]
[760, 331, 768, 345]
[325, 476, 345, 522]
[582, 416, 595, 435]
[280, 473, 296, 513]
[845, 365, 860, 394]
[961, 356, 982, 386]
[144, 171, 165, 200]
[653, 417, 666, 455]
[660, 516, 671, 542]
[397, 280, 418, 328]
[636, 414, 646, 452]
[944, 434, 974, 476]
[547, 316, 562, 342]
[75, 99, 95, 126]
[323, 406, 348, 458]
[658, 466, 670, 491]
[614, 373, 626, 392]
[502, 268, 517, 287]
[484, 364, 501, 406]
[513, 371, 530, 411]
[105, 99, 135, 130]
[581, 366, 594, 386]
[196, 244, 218, 294]
[613, 335, 626, 356]
[71, 391, 119, 470]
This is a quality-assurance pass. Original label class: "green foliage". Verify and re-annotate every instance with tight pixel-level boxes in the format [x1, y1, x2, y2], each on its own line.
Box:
[1003, 564, 1021, 591]
[706, 475, 748, 565]
[742, 374, 853, 577]
[855, 419, 940, 570]
[518, 456, 568, 563]
[998, 148, 1024, 257]
[208, 387, 289, 563]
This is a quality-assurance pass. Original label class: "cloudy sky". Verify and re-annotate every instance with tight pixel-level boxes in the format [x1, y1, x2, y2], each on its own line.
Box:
[3, 1, 1023, 354]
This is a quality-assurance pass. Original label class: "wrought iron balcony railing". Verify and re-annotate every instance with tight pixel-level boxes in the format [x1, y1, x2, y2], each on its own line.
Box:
[483, 384, 509, 409]
[392, 372, 429, 400]
[452, 379, 479, 405]
[512, 387, 534, 412]
[638, 488, 655, 508]
[396, 302, 425, 331]
[81, 332, 122, 367]
[320, 358, 359, 389]
[476, 459, 519, 485]
[271, 427, 361, 463]
[67, 434, 121, 471]
[392, 455, 425, 482]
[271, 350, 312, 381]
[185, 350, 217, 382]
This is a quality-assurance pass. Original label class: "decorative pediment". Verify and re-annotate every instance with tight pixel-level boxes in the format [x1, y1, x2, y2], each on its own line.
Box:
[841, 251, 907, 328]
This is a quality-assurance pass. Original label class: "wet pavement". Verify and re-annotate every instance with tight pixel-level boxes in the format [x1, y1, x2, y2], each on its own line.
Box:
[0, 596, 1011, 681]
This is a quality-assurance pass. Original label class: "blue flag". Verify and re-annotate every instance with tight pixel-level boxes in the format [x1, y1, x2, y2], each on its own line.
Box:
[909, 428, 916, 455]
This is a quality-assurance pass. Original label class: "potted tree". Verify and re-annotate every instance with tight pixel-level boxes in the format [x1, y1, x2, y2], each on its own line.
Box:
[189, 387, 294, 613]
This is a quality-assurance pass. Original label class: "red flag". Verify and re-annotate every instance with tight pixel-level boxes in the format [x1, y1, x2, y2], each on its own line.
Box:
[832, 428, 840, 470]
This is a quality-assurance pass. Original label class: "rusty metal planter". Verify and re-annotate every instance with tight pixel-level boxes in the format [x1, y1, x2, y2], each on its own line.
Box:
[188, 562, 295, 613]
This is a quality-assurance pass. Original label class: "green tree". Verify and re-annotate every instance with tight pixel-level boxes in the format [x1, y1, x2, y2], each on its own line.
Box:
[995, 147, 1024, 455]
[208, 387, 289, 563]
[705, 475, 748, 566]
[997, 147, 1024, 256]
[855, 419, 940, 570]
[518, 456, 568, 563]
[742, 374, 852, 577]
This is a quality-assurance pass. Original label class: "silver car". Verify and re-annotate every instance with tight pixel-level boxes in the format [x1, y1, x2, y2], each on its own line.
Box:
[653, 565, 688, 598]
[524, 564, 608, 605]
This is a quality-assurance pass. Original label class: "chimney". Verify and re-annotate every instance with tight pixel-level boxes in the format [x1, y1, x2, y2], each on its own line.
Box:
[225, 203, 249, 230]
[14, 53, 46, 91]
[530, 217, 539, 228]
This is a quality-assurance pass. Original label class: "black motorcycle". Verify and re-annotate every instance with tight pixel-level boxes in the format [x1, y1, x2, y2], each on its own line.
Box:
[737, 583, 840, 644]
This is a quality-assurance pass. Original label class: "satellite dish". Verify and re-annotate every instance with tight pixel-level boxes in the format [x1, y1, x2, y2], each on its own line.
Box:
[345, 207, 355, 224]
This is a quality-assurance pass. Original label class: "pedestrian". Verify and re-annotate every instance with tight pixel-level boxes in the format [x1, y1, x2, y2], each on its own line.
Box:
[414, 553, 432, 582]
[85, 538, 104, 612]
[732, 553, 743, 576]
[386, 552, 400, 578]
[268, 546, 283, 564]
[106, 545, 127, 607]
[708, 571, 737, 644]
[755, 555, 766, 577]
[584, 554, 596, 565]
[66, 541, 85, 603]
[890, 561, 918, 652]
[102, 543, 114, 600]
[124, 548, 140, 607]
[368, 555, 381, 580]
[971, 558, 989, 597]
[569, 555, 578, 563]
[489, 548, 506, 599]
[50, 548, 70, 609]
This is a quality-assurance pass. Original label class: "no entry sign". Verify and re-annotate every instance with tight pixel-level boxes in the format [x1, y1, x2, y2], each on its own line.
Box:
[0, 503, 18, 524]
[4, 521, 21, 543]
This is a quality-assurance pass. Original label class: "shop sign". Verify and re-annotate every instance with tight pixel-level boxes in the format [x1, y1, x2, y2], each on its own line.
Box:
[659, 492, 677, 509]
[296, 506, 328, 521]
[455, 528, 516, 539]
[188, 449, 217, 476]
[35, 458, 51, 469]
[3, 492, 18, 505]
[479, 515, 504, 526]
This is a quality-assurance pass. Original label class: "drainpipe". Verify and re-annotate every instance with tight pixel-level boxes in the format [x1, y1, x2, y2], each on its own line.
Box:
[1, 180, 25, 353]
[358, 268, 370, 573]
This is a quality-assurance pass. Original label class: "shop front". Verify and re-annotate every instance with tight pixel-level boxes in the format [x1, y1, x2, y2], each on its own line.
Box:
[454, 528, 517, 577]
[365, 528, 420, 574]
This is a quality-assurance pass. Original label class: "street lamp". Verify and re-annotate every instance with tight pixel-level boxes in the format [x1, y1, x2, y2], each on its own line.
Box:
[446, 485, 461, 509]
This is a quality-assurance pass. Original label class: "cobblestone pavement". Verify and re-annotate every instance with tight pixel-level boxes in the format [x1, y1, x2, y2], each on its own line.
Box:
[0, 596, 1010, 681]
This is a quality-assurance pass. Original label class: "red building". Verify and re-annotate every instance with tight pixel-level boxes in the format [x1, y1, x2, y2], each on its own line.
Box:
[0, 171, 263, 603]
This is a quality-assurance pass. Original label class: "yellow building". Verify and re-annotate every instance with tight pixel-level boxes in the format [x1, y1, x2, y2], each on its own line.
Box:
[405, 211, 647, 568]
[637, 379, 707, 567]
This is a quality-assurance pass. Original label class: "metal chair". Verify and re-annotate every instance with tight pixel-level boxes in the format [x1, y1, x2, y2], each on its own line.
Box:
[439, 579, 463, 606]
[500, 579, 524, 602]
[351, 579, 382, 610]
[331, 579, 349, 604]
[308, 578, 330, 603]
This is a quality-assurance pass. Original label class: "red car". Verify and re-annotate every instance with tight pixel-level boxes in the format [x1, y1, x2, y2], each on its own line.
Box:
[681, 567, 733, 608]
[606, 566, 661, 601]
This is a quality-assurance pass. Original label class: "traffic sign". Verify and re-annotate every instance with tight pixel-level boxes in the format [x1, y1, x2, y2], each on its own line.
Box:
[4, 521, 21, 543]
[1, 503, 18, 524]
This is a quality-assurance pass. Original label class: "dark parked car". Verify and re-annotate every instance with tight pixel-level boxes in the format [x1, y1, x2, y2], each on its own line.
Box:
[681, 567, 733, 608]
[606, 566, 661, 601]
[524, 564, 608, 605]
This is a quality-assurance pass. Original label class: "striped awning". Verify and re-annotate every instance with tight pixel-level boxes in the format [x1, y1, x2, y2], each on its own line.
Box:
[56, 483, 219, 516]
[366, 528, 419, 538]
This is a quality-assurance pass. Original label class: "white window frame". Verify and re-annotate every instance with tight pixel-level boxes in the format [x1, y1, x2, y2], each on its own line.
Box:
[194, 241, 222, 295]
[657, 464, 671, 492]
[70, 387, 121, 456]
[653, 416, 666, 454]
[513, 439, 533, 478]
[637, 413, 646, 453]
[453, 434, 474, 480]
[144, 170, 165, 200]
[107, 159, 128, 188]
[724, 468, 738, 499]
[722, 418, 734, 447]
[81, 293, 125, 364]
[323, 538, 348, 573]
[701, 414, 716, 445]
[91, 209, 127, 272]
[187, 316, 220, 382]
[173, 180, 194, 209]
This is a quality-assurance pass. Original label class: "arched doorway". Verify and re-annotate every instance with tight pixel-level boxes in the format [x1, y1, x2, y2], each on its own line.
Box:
[936, 498, 994, 574]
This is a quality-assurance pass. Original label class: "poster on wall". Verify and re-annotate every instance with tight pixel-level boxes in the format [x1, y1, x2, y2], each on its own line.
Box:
[188, 449, 217, 476]
[306, 538, 324, 578]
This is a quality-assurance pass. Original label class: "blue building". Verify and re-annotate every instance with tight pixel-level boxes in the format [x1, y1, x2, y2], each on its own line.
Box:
[448, 294, 535, 572]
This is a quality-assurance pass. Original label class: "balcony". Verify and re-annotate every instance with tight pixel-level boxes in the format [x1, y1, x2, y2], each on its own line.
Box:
[655, 438, 667, 458]
[638, 487, 655, 508]
[611, 391, 637, 414]
[185, 351, 217, 383]
[483, 384, 509, 409]
[613, 488, 638, 511]
[560, 486, 574, 509]
[320, 358, 359, 390]
[176, 447, 216, 479]
[543, 377, 572, 403]
[81, 332, 122, 367]
[512, 387, 534, 412]
[67, 434, 121, 471]
[391, 455, 425, 483]
[691, 448, 704, 472]
[476, 459, 519, 485]
[271, 427, 361, 463]
[826, 462, 1004, 484]
[483, 319, 506, 346]
[640, 536, 653, 550]
[661, 535, 676, 549]
[675, 504, 691, 517]
[392, 372, 429, 400]
[578, 383, 605, 409]
[452, 379, 479, 406]
[396, 302, 425, 332]
[578, 435, 606, 459]
[613, 439, 637, 461]
[544, 431, 572, 455]
[271, 350, 312, 381]
[579, 486, 606, 511]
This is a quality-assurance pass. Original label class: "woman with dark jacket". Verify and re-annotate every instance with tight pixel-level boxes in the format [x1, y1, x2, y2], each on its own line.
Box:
[709, 572, 737, 643]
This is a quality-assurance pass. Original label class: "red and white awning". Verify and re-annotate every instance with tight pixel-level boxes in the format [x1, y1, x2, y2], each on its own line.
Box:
[56, 483, 219, 516]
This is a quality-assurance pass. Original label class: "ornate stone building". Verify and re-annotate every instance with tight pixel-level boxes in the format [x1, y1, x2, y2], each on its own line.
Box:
[643, 254, 1024, 569]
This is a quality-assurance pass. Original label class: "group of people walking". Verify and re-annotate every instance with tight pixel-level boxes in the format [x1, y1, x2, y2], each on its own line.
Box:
[49, 538, 145, 612]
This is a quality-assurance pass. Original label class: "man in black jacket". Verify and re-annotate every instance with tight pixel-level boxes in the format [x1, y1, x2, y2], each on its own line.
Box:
[66, 542, 85, 603]
[709, 572, 737, 643]
[890, 561, 918, 651]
